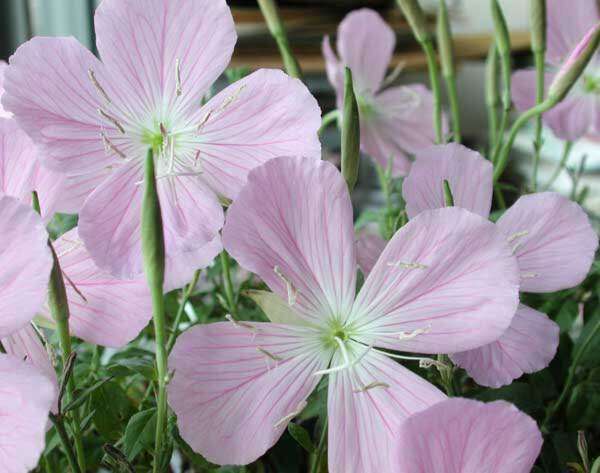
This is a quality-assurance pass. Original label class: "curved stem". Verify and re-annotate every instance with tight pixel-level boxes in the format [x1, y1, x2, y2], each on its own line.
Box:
[544, 140, 573, 190]
[166, 270, 201, 353]
[49, 413, 81, 473]
[310, 418, 328, 473]
[531, 50, 546, 191]
[422, 39, 444, 144]
[318, 109, 340, 136]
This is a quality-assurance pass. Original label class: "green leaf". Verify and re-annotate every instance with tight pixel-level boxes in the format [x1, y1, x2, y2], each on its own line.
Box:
[475, 382, 542, 413]
[287, 422, 316, 454]
[106, 359, 155, 380]
[566, 380, 600, 429]
[590, 456, 600, 473]
[63, 376, 113, 413]
[92, 381, 133, 442]
[123, 408, 157, 461]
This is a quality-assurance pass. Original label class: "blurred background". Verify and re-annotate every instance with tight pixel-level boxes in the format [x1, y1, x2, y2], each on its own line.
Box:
[0, 0, 597, 224]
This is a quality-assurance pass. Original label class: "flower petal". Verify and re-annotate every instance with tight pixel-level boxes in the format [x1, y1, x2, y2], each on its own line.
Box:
[0, 353, 56, 473]
[395, 398, 543, 473]
[361, 85, 440, 177]
[450, 304, 559, 388]
[164, 236, 222, 293]
[511, 69, 555, 112]
[327, 348, 445, 473]
[195, 69, 322, 199]
[546, 0, 600, 65]
[79, 159, 223, 284]
[43, 229, 153, 348]
[0, 60, 11, 118]
[356, 231, 386, 277]
[0, 195, 52, 337]
[168, 321, 328, 465]
[322, 36, 344, 101]
[402, 143, 493, 219]
[350, 207, 520, 354]
[2, 36, 121, 175]
[94, 0, 236, 118]
[497, 192, 598, 292]
[223, 157, 356, 326]
[336, 9, 395, 95]
[1, 325, 59, 412]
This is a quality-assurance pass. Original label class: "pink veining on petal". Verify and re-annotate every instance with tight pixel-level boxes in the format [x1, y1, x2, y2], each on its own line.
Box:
[395, 398, 543, 473]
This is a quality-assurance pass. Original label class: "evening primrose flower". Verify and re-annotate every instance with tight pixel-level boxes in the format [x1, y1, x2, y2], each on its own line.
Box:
[322, 9, 440, 176]
[0, 195, 55, 473]
[512, 0, 600, 140]
[400, 143, 598, 387]
[2, 0, 321, 289]
[395, 398, 543, 473]
[168, 156, 520, 471]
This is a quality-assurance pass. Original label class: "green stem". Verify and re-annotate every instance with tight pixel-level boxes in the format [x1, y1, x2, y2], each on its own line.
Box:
[543, 316, 600, 430]
[531, 50, 546, 191]
[318, 110, 340, 136]
[257, 0, 302, 79]
[220, 251, 238, 317]
[49, 413, 81, 473]
[544, 140, 573, 190]
[494, 186, 507, 209]
[310, 419, 328, 473]
[485, 44, 501, 151]
[141, 150, 168, 473]
[422, 39, 444, 143]
[375, 164, 394, 240]
[445, 74, 461, 143]
[166, 270, 201, 353]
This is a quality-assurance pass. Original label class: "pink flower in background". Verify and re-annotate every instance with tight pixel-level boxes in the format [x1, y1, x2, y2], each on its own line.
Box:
[512, 0, 600, 140]
[395, 398, 543, 473]
[0, 195, 55, 472]
[323, 8, 440, 176]
[2, 0, 321, 289]
[399, 143, 598, 387]
[0, 354, 56, 473]
[355, 228, 386, 276]
[168, 156, 520, 471]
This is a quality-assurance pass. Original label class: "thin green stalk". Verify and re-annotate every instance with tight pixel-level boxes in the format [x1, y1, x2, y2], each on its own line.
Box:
[257, 0, 302, 79]
[437, 0, 461, 142]
[166, 269, 201, 353]
[34, 192, 86, 471]
[220, 251, 238, 317]
[310, 418, 328, 473]
[486, 44, 501, 151]
[494, 186, 507, 209]
[543, 316, 600, 430]
[544, 140, 573, 190]
[531, 50, 546, 191]
[422, 39, 444, 143]
[140, 150, 168, 473]
[49, 414, 81, 473]
[318, 109, 340, 136]
[375, 163, 394, 240]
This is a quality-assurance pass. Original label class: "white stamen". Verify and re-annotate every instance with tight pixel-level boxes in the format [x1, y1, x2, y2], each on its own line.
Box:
[387, 261, 428, 270]
[274, 266, 297, 306]
[273, 400, 307, 428]
[507, 230, 529, 243]
[381, 61, 406, 88]
[197, 109, 214, 133]
[521, 272, 538, 279]
[353, 381, 390, 393]
[218, 84, 247, 113]
[397, 325, 431, 340]
[56, 238, 84, 259]
[511, 242, 523, 254]
[175, 58, 182, 97]
[225, 313, 257, 333]
[101, 132, 127, 159]
[313, 337, 350, 376]
[257, 346, 282, 362]
[98, 109, 125, 134]
[88, 68, 111, 104]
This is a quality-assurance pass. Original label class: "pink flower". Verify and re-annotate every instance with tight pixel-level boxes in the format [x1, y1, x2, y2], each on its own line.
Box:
[2, 0, 322, 289]
[0, 117, 153, 347]
[168, 156, 520, 471]
[0, 195, 55, 472]
[395, 398, 543, 473]
[322, 9, 440, 176]
[398, 143, 598, 387]
[512, 0, 600, 140]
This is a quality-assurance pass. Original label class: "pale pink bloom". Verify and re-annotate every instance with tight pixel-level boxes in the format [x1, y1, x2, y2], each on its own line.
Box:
[2, 0, 321, 289]
[0, 354, 56, 473]
[0, 195, 52, 337]
[398, 143, 598, 387]
[395, 398, 543, 473]
[168, 156, 520, 471]
[512, 0, 600, 140]
[322, 9, 439, 176]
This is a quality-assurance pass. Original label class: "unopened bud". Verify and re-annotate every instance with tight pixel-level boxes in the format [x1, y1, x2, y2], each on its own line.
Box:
[341, 67, 360, 192]
[396, 0, 430, 43]
[530, 0, 547, 54]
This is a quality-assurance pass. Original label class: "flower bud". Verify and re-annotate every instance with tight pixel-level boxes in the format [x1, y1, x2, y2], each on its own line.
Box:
[437, 0, 455, 78]
[530, 0, 547, 54]
[341, 68, 360, 192]
[491, 0, 510, 57]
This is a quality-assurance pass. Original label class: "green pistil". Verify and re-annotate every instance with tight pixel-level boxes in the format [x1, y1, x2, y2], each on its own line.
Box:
[142, 129, 164, 154]
[323, 320, 352, 349]
[583, 74, 600, 94]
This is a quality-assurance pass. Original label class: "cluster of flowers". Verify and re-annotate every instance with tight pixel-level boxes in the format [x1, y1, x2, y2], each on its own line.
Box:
[0, 0, 597, 472]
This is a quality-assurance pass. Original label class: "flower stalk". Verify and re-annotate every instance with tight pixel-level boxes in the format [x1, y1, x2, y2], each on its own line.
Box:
[341, 67, 360, 192]
[530, 0, 547, 191]
[220, 252, 238, 317]
[140, 149, 168, 472]
[485, 44, 501, 150]
[257, 0, 303, 79]
[437, 0, 461, 142]
[33, 191, 86, 472]
[396, 0, 443, 143]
